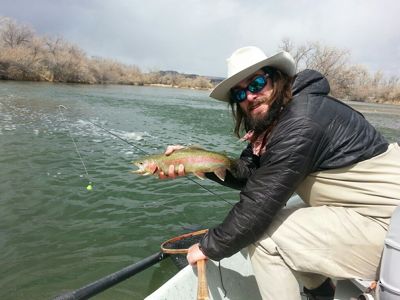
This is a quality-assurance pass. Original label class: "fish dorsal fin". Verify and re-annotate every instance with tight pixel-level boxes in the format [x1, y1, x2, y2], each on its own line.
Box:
[185, 144, 206, 151]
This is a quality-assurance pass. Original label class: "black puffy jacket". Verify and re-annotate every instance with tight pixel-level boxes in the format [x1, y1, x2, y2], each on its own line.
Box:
[200, 69, 388, 261]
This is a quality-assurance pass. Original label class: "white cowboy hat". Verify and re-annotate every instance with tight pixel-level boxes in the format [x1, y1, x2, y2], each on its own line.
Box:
[209, 46, 296, 102]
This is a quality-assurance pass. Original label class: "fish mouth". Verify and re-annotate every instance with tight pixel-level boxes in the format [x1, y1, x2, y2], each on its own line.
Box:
[131, 162, 146, 174]
[131, 162, 158, 175]
[131, 168, 145, 174]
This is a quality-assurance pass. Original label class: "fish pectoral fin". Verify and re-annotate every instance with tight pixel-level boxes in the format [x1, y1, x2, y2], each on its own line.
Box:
[193, 172, 206, 180]
[214, 168, 226, 181]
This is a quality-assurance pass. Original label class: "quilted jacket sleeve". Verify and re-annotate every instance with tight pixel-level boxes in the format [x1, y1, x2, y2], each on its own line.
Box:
[200, 115, 325, 260]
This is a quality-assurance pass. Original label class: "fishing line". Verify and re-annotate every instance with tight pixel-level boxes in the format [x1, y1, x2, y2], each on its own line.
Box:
[61, 110, 233, 295]
[58, 105, 93, 191]
[86, 119, 148, 155]
[86, 119, 234, 207]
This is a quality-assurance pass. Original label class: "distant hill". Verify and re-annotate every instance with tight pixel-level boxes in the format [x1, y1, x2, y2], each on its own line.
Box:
[159, 70, 224, 85]
[204, 75, 224, 85]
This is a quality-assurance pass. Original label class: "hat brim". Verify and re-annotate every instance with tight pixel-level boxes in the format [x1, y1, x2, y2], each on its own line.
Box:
[209, 51, 296, 102]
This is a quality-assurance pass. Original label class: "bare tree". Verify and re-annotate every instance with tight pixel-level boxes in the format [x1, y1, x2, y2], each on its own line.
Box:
[280, 38, 313, 71]
[305, 42, 349, 77]
[279, 39, 354, 99]
[280, 39, 350, 76]
[0, 18, 34, 48]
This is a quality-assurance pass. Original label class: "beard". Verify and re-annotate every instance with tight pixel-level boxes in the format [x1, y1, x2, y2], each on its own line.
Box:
[245, 96, 283, 137]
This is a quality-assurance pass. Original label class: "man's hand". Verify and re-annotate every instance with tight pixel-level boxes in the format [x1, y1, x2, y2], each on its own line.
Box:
[158, 145, 186, 179]
[164, 145, 185, 155]
[186, 243, 208, 266]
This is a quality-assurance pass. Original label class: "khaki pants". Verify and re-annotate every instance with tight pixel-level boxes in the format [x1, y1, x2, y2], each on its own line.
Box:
[249, 143, 400, 300]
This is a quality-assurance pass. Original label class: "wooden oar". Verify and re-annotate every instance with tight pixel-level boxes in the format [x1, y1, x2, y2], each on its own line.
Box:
[52, 251, 167, 300]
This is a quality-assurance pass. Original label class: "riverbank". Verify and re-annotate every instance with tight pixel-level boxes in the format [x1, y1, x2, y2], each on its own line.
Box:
[147, 83, 212, 91]
[1, 78, 398, 105]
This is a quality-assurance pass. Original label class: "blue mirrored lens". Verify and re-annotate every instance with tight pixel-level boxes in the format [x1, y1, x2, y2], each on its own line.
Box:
[232, 89, 246, 102]
[230, 74, 269, 103]
[248, 76, 267, 93]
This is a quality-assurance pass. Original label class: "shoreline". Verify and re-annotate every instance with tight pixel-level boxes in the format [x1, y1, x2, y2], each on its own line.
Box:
[1, 79, 399, 105]
[0, 78, 214, 91]
[147, 83, 211, 91]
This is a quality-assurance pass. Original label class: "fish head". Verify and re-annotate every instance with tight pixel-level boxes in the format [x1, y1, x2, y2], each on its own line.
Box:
[131, 159, 158, 175]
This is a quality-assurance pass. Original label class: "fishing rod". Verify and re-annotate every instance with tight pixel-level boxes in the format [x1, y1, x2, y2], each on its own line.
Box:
[53, 251, 168, 300]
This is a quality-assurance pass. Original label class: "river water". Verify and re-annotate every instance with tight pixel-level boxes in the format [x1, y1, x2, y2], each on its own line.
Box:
[1, 81, 399, 300]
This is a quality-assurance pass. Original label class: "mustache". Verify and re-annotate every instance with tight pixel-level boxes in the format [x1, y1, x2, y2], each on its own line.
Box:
[247, 96, 272, 113]
[245, 97, 284, 136]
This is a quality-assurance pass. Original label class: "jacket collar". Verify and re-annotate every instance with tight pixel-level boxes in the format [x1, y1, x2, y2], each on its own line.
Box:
[292, 69, 330, 96]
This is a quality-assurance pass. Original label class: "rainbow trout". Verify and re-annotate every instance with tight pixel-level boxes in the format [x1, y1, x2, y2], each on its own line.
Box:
[132, 147, 233, 181]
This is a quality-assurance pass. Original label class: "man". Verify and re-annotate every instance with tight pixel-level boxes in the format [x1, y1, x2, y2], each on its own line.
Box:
[161, 46, 400, 300]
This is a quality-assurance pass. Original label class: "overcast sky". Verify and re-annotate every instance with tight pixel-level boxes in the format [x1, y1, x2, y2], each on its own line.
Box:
[1, 0, 399, 77]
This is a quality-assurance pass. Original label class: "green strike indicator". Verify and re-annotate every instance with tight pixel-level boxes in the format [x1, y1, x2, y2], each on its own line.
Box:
[86, 184, 93, 191]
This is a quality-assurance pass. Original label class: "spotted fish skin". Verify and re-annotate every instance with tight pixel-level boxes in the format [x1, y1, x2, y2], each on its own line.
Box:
[132, 147, 233, 181]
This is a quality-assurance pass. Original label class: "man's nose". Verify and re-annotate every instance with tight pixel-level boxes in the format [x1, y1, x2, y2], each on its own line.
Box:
[246, 91, 258, 102]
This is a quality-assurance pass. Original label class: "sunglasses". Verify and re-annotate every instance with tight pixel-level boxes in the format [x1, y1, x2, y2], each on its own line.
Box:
[231, 74, 270, 103]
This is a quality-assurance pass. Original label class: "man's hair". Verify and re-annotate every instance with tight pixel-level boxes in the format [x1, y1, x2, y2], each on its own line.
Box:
[230, 67, 294, 138]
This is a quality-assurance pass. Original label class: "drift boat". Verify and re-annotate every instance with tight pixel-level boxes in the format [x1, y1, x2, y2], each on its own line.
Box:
[146, 195, 400, 300]
[53, 196, 399, 300]
[146, 248, 377, 300]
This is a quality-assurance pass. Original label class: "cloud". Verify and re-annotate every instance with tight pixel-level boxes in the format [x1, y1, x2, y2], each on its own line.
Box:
[1, 0, 399, 77]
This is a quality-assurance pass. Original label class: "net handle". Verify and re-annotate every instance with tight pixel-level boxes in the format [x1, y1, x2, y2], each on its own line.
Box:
[160, 229, 210, 299]
[197, 259, 209, 300]
[160, 229, 209, 254]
